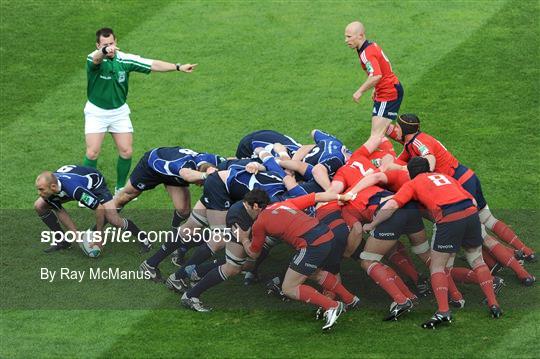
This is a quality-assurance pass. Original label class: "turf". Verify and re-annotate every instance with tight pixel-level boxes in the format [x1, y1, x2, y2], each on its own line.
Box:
[1, 0, 539, 358]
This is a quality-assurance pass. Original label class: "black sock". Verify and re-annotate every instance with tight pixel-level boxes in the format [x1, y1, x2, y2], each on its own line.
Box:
[123, 218, 143, 237]
[171, 225, 193, 259]
[196, 258, 226, 278]
[175, 243, 214, 279]
[146, 241, 182, 267]
[186, 243, 213, 266]
[39, 211, 63, 232]
[187, 266, 228, 298]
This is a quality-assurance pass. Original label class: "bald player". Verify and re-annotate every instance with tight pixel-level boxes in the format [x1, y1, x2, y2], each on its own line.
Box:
[345, 21, 403, 148]
[34, 165, 150, 253]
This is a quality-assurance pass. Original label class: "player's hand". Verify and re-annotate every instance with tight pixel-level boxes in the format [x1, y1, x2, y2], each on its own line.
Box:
[340, 192, 357, 202]
[180, 64, 198, 73]
[245, 162, 260, 174]
[353, 89, 363, 103]
[206, 167, 217, 175]
[362, 223, 374, 233]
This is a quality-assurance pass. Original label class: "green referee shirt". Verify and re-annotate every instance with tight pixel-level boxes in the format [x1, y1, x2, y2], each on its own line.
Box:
[86, 50, 153, 110]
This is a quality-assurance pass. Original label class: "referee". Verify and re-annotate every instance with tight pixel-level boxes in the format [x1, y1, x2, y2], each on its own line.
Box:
[83, 27, 197, 196]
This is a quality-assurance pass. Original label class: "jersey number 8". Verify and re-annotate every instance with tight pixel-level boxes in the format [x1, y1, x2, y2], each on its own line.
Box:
[57, 165, 76, 173]
[428, 174, 452, 187]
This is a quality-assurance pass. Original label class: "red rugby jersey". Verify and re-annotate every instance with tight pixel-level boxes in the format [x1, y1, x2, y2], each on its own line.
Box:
[357, 41, 400, 102]
[249, 193, 332, 253]
[392, 173, 476, 222]
[397, 132, 459, 176]
[333, 145, 378, 190]
[383, 169, 410, 193]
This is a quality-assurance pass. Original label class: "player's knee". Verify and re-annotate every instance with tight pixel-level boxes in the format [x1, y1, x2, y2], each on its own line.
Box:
[479, 206, 497, 229]
[465, 247, 483, 268]
[34, 198, 48, 213]
[85, 148, 100, 160]
[360, 251, 384, 271]
[410, 240, 430, 256]
[118, 147, 133, 159]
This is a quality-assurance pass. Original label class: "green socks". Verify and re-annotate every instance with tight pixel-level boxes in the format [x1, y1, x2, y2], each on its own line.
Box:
[116, 156, 132, 190]
[83, 155, 131, 190]
[83, 155, 98, 168]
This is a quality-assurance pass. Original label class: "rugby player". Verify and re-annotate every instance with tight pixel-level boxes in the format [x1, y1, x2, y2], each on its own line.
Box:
[347, 167, 506, 304]
[365, 157, 502, 328]
[235, 129, 302, 159]
[387, 114, 536, 284]
[277, 129, 351, 190]
[169, 155, 324, 287]
[241, 191, 358, 330]
[35, 165, 150, 253]
[114, 146, 224, 264]
[139, 159, 302, 281]
[345, 21, 404, 148]
[326, 140, 433, 300]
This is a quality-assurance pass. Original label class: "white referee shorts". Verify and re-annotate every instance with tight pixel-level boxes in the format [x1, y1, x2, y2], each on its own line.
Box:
[84, 101, 133, 134]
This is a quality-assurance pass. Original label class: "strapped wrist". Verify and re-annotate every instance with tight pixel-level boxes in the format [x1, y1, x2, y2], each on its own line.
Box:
[101, 46, 108, 55]
[176, 63, 182, 71]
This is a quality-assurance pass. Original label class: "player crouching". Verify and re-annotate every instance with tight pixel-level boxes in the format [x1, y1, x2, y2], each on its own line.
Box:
[366, 157, 502, 329]
[35, 165, 150, 254]
[238, 190, 358, 331]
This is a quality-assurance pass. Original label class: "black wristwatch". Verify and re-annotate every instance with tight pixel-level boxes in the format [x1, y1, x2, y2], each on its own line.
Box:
[176, 63, 182, 71]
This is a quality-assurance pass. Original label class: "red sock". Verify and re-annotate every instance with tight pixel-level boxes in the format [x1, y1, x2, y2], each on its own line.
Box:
[388, 246, 419, 284]
[367, 263, 408, 304]
[451, 267, 478, 284]
[445, 268, 463, 301]
[489, 243, 531, 280]
[386, 267, 416, 300]
[297, 284, 338, 310]
[473, 264, 498, 307]
[319, 271, 354, 304]
[492, 221, 533, 256]
[386, 124, 401, 141]
[431, 271, 449, 313]
[482, 248, 497, 269]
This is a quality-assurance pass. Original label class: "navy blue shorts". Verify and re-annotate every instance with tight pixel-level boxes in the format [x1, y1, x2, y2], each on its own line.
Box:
[289, 241, 332, 276]
[452, 164, 487, 209]
[432, 212, 483, 253]
[130, 151, 188, 191]
[200, 172, 232, 210]
[92, 179, 114, 204]
[372, 201, 424, 240]
[372, 83, 404, 120]
[322, 224, 349, 274]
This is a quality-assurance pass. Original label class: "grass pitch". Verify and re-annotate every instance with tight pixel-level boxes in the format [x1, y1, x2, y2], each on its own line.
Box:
[1, 0, 539, 357]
